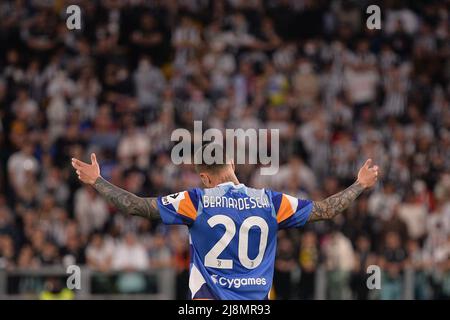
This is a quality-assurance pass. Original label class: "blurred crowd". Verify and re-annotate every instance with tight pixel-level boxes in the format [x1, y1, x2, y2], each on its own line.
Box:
[0, 0, 449, 299]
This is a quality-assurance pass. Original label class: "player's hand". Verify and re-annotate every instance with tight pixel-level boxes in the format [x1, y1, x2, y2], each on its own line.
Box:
[71, 153, 100, 185]
[356, 158, 379, 189]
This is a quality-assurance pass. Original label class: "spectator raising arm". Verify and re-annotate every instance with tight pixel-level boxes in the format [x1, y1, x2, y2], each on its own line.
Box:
[308, 159, 379, 222]
[71, 153, 160, 220]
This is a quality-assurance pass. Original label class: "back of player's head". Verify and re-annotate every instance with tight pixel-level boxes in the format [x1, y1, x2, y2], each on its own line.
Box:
[194, 143, 232, 174]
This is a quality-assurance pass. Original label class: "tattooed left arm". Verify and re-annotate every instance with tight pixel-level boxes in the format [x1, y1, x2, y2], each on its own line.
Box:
[308, 181, 365, 222]
[308, 159, 379, 222]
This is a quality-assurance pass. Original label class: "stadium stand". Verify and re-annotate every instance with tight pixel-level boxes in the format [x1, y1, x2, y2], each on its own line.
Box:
[0, 0, 449, 299]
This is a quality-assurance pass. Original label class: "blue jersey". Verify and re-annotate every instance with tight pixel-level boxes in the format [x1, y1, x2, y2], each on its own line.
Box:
[157, 182, 313, 300]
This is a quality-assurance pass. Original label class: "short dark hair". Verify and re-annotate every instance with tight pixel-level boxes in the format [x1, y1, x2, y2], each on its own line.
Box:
[194, 143, 231, 173]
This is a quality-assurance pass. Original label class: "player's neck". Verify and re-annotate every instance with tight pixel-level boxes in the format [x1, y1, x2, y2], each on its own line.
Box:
[216, 173, 240, 186]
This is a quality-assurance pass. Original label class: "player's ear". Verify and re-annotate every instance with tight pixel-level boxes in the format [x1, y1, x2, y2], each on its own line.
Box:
[230, 159, 235, 172]
[199, 172, 211, 187]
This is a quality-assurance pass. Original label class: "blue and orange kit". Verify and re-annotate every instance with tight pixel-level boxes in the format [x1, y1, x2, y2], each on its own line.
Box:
[157, 182, 313, 300]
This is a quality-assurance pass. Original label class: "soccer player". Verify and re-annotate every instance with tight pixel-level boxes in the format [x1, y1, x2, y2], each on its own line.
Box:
[71, 145, 379, 300]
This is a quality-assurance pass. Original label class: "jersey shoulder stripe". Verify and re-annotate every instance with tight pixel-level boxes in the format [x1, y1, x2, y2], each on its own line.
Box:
[269, 190, 313, 228]
[178, 191, 197, 220]
[157, 189, 200, 225]
[276, 194, 299, 223]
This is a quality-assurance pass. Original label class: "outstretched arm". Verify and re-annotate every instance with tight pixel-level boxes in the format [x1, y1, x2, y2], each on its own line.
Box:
[308, 159, 379, 222]
[93, 177, 160, 219]
[71, 154, 160, 220]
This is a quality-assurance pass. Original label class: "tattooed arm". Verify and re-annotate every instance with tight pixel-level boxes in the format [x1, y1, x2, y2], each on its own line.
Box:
[308, 181, 365, 222]
[308, 159, 379, 222]
[93, 177, 160, 219]
[71, 153, 160, 220]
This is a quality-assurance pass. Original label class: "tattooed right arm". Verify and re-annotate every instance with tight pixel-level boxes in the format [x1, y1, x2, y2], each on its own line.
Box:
[93, 177, 160, 220]
[71, 154, 160, 220]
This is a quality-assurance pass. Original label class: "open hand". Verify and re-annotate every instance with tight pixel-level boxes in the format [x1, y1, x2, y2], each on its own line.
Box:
[71, 153, 100, 185]
[357, 159, 379, 189]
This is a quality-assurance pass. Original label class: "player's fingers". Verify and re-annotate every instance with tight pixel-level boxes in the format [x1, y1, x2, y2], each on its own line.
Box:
[91, 153, 98, 165]
[78, 172, 89, 182]
[72, 158, 89, 168]
[72, 162, 87, 172]
[368, 166, 377, 174]
[369, 166, 379, 175]
[72, 162, 81, 170]
[72, 158, 88, 166]
[363, 158, 372, 169]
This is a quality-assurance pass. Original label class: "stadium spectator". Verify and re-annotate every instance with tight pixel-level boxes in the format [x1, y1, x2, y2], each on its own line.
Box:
[351, 234, 376, 300]
[113, 232, 149, 293]
[379, 231, 407, 300]
[398, 189, 428, 241]
[298, 230, 319, 300]
[74, 185, 109, 236]
[86, 232, 114, 293]
[322, 227, 355, 299]
[274, 231, 297, 300]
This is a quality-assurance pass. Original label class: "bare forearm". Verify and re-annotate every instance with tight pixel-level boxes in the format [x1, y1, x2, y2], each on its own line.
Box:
[308, 181, 365, 222]
[93, 177, 160, 220]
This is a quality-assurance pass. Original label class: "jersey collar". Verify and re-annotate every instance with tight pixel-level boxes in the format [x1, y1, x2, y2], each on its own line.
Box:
[217, 181, 246, 189]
